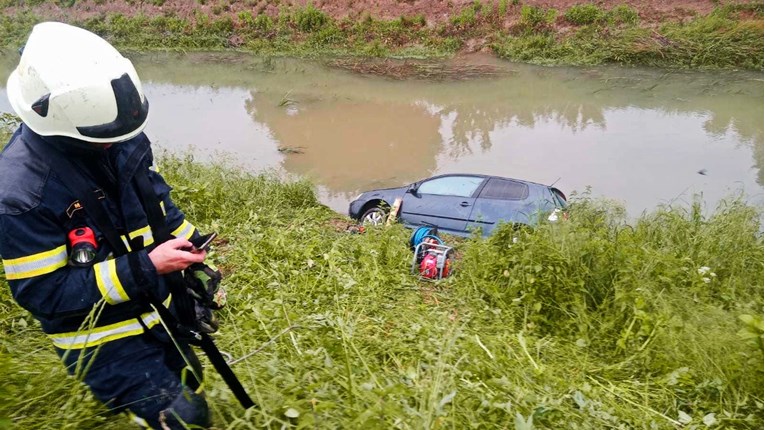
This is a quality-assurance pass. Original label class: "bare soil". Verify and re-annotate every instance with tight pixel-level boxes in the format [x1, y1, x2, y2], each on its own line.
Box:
[12, 0, 756, 28]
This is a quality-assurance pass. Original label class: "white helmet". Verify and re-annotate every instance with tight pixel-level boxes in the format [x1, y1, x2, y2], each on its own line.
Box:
[7, 22, 149, 144]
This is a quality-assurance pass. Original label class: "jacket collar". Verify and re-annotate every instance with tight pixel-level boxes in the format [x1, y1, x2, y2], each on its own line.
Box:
[21, 125, 151, 190]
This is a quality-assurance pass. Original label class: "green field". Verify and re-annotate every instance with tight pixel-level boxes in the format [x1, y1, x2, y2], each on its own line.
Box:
[1, 133, 762, 428]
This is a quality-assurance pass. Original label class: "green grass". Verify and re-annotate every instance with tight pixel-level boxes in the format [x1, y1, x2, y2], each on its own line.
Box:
[0, 2, 761, 69]
[0, 125, 762, 428]
[493, 4, 764, 70]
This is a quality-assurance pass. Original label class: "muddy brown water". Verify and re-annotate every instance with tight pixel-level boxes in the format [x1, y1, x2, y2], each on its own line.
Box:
[0, 52, 762, 219]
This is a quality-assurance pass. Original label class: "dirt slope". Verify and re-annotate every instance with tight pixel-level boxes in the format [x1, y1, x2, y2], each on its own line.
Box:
[9, 0, 757, 26]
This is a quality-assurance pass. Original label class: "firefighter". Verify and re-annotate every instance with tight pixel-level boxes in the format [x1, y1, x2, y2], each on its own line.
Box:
[0, 22, 218, 429]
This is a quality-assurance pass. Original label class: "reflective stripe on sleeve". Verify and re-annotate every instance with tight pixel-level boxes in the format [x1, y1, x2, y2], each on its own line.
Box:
[119, 236, 132, 252]
[2, 245, 68, 280]
[128, 225, 155, 247]
[170, 219, 195, 240]
[49, 295, 172, 349]
[93, 259, 130, 305]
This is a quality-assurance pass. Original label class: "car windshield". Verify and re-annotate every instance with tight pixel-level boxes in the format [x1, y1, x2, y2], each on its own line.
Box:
[418, 176, 484, 197]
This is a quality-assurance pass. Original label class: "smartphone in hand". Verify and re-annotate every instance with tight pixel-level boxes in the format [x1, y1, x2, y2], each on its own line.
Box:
[186, 232, 217, 252]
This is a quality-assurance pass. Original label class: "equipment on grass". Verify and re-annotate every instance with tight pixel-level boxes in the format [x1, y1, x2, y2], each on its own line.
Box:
[409, 226, 454, 280]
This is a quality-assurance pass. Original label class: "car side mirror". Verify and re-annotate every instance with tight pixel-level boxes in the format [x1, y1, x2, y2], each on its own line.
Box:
[406, 183, 418, 194]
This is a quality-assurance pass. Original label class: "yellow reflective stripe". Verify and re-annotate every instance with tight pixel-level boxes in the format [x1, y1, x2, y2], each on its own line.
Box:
[3, 245, 68, 280]
[126, 411, 149, 429]
[49, 295, 172, 350]
[171, 219, 195, 239]
[128, 225, 155, 247]
[160, 201, 166, 216]
[119, 236, 133, 252]
[93, 259, 129, 305]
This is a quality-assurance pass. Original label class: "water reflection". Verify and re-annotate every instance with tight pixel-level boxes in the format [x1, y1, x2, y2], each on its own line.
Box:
[0, 51, 760, 216]
[245, 95, 442, 192]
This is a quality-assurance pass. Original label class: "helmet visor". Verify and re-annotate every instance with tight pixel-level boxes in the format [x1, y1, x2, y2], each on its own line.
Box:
[76, 73, 148, 141]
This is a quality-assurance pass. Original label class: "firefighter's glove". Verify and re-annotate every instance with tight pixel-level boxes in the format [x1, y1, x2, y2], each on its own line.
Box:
[184, 263, 227, 335]
[184, 263, 226, 310]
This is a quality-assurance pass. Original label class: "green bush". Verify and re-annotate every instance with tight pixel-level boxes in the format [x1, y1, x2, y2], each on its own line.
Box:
[293, 3, 329, 32]
[564, 3, 605, 25]
[609, 4, 640, 25]
[450, 6, 477, 28]
[308, 24, 343, 47]
[520, 5, 557, 30]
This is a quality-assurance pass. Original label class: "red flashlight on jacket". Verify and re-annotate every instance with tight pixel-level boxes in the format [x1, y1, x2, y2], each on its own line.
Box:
[68, 227, 97, 266]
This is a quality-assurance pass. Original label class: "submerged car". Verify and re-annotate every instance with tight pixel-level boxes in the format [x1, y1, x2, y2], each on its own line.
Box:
[348, 173, 567, 237]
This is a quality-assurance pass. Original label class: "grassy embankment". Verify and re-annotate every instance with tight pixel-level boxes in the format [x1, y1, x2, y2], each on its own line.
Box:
[0, 1, 762, 69]
[0, 113, 762, 428]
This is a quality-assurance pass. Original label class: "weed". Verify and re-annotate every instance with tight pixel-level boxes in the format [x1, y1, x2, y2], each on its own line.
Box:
[609, 4, 640, 25]
[308, 24, 343, 47]
[519, 5, 557, 31]
[498, 0, 509, 16]
[293, 3, 328, 32]
[450, 6, 477, 29]
[564, 3, 605, 25]
[362, 39, 387, 57]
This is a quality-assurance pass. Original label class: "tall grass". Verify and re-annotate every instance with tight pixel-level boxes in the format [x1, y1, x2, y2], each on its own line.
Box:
[493, 4, 763, 70]
[1, 148, 761, 429]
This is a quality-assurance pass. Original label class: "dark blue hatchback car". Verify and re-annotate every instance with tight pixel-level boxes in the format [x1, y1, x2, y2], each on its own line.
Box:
[348, 174, 567, 237]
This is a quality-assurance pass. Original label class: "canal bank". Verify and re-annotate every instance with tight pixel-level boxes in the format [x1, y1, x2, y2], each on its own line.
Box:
[0, 0, 762, 70]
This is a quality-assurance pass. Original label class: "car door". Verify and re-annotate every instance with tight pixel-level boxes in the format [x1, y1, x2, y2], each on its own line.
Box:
[400, 175, 486, 234]
[466, 177, 531, 236]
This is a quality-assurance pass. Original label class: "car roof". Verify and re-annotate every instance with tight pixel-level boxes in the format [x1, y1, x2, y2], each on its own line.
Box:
[423, 173, 552, 188]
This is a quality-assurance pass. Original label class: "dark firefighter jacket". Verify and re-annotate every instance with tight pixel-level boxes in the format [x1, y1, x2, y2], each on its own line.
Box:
[0, 125, 198, 350]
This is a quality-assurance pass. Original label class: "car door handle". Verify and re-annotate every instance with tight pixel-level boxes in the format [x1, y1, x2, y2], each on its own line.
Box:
[460, 201, 471, 207]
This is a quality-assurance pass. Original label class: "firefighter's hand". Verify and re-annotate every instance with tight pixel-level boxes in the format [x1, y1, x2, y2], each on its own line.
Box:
[148, 237, 207, 275]
[185, 263, 225, 309]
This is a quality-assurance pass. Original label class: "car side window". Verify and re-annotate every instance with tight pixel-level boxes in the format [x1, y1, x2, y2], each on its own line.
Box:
[418, 176, 484, 197]
[479, 178, 529, 200]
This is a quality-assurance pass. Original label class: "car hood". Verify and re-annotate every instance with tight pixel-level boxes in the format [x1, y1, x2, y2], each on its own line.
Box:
[357, 185, 410, 198]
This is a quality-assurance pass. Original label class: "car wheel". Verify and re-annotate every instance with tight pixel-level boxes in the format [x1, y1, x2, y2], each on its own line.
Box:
[361, 206, 388, 226]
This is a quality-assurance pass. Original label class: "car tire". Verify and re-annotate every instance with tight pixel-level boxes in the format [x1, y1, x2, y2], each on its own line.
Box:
[361, 206, 388, 226]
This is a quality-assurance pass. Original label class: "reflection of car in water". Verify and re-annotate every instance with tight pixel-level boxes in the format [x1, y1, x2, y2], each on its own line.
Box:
[349, 174, 567, 237]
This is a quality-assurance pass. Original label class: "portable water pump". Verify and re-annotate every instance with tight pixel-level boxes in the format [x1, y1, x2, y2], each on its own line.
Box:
[410, 226, 454, 280]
